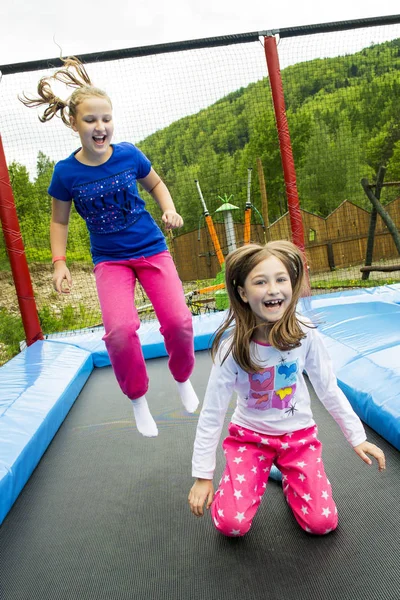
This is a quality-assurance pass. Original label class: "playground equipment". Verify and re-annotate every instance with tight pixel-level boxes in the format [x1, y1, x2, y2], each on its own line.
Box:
[215, 194, 239, 253]
[194, 180, 229, 310]
[189, 172, 268, 314]
[244, 167, 266, 245]
[195, 180, 224, 267]
[361, 167, 400, 279]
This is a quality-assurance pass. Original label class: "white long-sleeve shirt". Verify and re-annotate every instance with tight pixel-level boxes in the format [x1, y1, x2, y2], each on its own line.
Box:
[192, 324, 366, 479]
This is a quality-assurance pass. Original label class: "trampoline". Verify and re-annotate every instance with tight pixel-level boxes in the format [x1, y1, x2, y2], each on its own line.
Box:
[1, 285, 400, 600]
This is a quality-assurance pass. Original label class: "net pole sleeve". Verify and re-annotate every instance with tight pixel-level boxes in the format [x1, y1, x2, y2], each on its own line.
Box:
[244, 209, 251, 244]
[205, 215, 225, 266]
[263, 35, 306, 253]
[0, 135, 43, 346]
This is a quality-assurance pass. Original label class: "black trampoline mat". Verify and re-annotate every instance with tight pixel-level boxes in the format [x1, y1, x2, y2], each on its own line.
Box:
[0, 350, 399, 600]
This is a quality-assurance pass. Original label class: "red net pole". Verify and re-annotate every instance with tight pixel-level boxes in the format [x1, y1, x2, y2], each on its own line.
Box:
[264, 35, 306, 253]
[0, 135, 43, 346]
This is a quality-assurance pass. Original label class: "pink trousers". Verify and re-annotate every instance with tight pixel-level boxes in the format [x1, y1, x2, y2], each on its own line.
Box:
[211, 423, 338, 536]
[94, 251, 195, 400]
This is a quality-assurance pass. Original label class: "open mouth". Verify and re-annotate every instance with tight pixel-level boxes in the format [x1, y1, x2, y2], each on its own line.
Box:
[93, 135, 106, 145]
[263, 299, 284, 308]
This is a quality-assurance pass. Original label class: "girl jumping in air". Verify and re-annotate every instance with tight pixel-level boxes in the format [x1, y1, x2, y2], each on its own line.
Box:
[20, 57, 199, 437]
[188, 241, 385, 536]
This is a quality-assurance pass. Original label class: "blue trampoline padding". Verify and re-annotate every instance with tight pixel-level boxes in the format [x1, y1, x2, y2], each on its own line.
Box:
[300, 289, 400, 451]
[336, 348, 400, 452]
[0, 341, 93, 525]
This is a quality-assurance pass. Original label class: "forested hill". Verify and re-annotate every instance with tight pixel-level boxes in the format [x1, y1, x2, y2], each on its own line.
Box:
[138, 38, 400, 230]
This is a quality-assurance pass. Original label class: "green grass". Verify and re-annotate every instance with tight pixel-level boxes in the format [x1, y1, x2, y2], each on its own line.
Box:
[0, 308, 25, 364]
[311, 278, 397, 289]
[0, 304, 102, 367]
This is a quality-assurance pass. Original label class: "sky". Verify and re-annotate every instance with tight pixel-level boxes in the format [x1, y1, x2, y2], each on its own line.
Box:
[1, 0, 399, 65]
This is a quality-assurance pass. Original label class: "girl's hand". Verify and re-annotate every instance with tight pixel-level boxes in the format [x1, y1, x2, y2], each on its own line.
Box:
[353, 441, 386, 472]
[52, 263, 72, 294]
[162, 210, 183, 230]
[188, 478, 214, 517]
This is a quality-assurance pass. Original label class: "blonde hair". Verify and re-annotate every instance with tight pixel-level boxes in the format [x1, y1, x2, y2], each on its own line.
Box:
[19, 56, 112, 127]
[212, 240, 311, 373]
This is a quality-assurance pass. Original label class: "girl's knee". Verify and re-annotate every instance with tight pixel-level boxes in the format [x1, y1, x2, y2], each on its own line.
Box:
[163, 311, 193, 336]
[211, 505, 251, 537]
[104, 323, 139, 349]
[302, 509, 338, 535]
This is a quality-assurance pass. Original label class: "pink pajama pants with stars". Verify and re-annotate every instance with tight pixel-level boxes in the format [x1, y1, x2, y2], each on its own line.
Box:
[94, 250, 195, 400]
[211, 422, 338, 536]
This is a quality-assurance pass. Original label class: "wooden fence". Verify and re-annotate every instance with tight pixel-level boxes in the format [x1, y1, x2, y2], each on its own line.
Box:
[171, 198, 400, 281]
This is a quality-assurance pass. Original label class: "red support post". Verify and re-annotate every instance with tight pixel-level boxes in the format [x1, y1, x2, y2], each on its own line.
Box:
[0, 135, 43, 346]
[264, 35, 306, 253]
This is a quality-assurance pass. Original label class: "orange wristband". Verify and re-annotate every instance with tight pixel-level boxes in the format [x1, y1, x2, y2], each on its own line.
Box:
[52, 256, 66, 264]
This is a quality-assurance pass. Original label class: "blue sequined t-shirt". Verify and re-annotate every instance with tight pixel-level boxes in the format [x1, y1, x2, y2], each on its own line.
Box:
[48, 142, 167, 264]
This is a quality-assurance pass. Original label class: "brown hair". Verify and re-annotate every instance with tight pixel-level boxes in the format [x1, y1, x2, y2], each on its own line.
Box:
[212, 240, 311, 373]
[19, 56, 111, 127]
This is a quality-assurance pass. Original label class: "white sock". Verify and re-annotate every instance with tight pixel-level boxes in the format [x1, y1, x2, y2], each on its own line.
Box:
[132, 396, 158, 437]
[176, 380, 199, 413]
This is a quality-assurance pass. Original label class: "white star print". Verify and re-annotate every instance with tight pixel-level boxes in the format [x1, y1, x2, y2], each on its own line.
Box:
[262, 482, 267, 489]
[260, 438, 270, 444]
[235, 512, 245, 523]
[233, 457, 243, 464]
[322, 507, 331, 518]
[301, 505, 308, 515]
[214, 517, 219, 526]
[298, 473, 306, 482]
[236, 474, 246, 483]
[309, 445, 316, 452]
[224, 475, 230, 483]
[263, 467, 270, 473]
[299, 439, 307, 445]
[251, 466, 258, 474]
[219, 489, 224, 496]
[302, 493, 312, 502]
[218, 509, 224, 517]
[238, 429, 245, 437]
[257, 455, 266, 462]
[230, 529, 241, 535]
[286, 432, 294, 437]
[317, 470, 322, 479]
[234, 489, 243, 499]
[297, 461, 307, 468]
[238, 446, 247, 453]
[321, 490, 329, 500]
[316, 457, 321, 463]
[281, 442, 290, 450]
